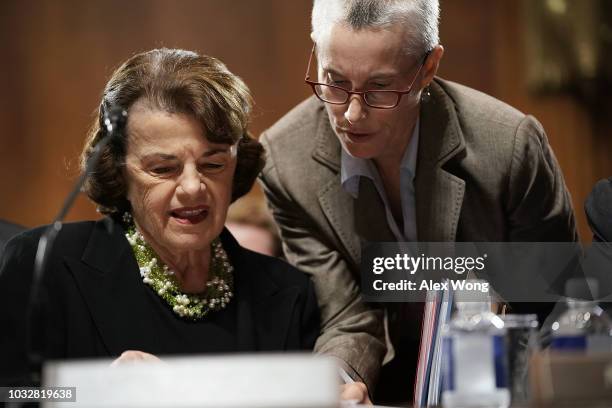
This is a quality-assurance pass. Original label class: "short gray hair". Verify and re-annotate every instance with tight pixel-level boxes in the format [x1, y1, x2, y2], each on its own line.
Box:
[311, 0, 440, 57]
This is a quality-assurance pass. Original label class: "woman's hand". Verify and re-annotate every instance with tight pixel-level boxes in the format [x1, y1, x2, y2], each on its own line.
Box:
[340, 382, 372, 406]
[110, 350, 161, 366]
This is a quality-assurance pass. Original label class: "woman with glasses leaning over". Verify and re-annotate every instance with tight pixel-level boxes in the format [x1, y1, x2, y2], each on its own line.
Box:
[0, 48, 319, 385]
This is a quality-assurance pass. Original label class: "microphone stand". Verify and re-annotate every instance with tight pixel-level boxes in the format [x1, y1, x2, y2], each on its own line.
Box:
[24, 107, 127, 390]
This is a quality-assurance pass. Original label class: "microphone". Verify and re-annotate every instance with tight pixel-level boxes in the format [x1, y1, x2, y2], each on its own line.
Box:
[26, 106, 128, 385]
[103, 105, 128, 135]
[33, 106, 127, 293]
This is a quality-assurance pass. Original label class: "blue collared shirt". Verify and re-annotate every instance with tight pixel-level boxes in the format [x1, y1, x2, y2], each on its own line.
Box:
[340, 120, 419, 242]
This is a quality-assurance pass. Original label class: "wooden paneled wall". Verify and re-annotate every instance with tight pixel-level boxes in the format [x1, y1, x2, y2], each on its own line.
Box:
[1, 0, 610, 241]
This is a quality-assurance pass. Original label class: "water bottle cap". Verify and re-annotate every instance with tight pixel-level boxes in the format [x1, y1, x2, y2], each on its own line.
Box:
[501, 314, 539, 329]
[454, 279, 492, 316]
[456, 300, 490, 315]
[453, 279, 491, 303]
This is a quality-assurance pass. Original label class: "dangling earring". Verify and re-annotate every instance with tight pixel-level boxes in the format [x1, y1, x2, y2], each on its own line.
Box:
[421, 86, 431, 103]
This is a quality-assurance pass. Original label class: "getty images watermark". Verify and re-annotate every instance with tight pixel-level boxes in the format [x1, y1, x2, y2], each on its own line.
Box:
[371, 252, 489, 293]
[360, 242, 612, 303]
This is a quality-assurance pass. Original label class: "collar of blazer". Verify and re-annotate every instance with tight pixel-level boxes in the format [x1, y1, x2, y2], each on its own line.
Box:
[311, 78, 467, 267]
[63, 218, 300, 356]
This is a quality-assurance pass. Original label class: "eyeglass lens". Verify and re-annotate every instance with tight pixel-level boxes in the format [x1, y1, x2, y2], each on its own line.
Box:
[314, 84, 398, 108]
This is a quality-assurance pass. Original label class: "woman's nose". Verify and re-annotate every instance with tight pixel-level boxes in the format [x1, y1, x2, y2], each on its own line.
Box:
[178, 167, 203, 195]
[344, 95, 366, 124]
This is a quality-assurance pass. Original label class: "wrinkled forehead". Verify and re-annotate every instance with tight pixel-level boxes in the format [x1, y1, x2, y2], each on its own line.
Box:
[125, 95, 241, 149]
[125, 99, 231, 151]
[316, 24, 413, 76]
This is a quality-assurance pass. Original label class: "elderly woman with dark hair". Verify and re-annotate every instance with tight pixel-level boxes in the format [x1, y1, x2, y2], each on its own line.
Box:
[0, 48, 319, 384]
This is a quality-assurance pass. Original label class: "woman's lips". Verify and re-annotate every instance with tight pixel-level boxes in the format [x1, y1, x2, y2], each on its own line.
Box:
[344, 131, 373, 142]
[170, 206, 209, 225]
[338, 126, 374, 141]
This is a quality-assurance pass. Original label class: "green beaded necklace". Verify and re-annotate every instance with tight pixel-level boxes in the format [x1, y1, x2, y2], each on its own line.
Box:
[125, 224, 234, 320]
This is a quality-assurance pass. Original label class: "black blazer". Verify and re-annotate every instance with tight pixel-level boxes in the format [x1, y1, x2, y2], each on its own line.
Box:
[0, 218, 320, 385]
[0, 219, 25, 261]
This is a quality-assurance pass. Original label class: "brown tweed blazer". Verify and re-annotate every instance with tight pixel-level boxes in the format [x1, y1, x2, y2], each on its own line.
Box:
[259, 78, 578, 390]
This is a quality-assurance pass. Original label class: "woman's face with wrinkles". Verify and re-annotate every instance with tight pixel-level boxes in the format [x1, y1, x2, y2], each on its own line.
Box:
[124, 99, 237, 254]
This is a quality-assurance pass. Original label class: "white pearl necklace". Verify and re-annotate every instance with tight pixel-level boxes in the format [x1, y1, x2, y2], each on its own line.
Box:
[125, 226, 234, 320]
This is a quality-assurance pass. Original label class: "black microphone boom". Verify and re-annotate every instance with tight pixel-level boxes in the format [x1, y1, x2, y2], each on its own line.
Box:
[26, 106, 127, 385]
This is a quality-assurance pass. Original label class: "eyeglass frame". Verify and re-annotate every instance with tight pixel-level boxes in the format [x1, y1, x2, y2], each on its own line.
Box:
[304, 43, 431, 109]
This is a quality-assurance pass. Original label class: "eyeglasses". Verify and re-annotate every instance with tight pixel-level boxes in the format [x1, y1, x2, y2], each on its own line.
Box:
[304, 43, 429, 109]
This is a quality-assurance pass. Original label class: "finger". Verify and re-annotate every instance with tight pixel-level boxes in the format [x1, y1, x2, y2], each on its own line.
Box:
[111, 350, 160, 366]
[340, 382, 369, 403]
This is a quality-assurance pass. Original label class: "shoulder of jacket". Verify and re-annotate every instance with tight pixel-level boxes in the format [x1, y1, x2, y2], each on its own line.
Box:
[261, 96, 323, 145]
[12, 220, 95, 243]
[434, 77, 527, 128]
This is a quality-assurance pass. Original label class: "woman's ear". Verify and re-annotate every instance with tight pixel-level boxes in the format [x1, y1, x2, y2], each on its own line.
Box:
[420, 44, 444, 90]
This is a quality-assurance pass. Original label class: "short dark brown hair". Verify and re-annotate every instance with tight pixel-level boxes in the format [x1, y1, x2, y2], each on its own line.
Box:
[81, 48, 264, 215]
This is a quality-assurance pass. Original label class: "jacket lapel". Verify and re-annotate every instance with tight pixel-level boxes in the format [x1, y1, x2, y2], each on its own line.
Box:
[64, 219, 161, 356]
[416, 80, 466, 242]
[312, 104, 362, 265]
[222, 230, 301, 351]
